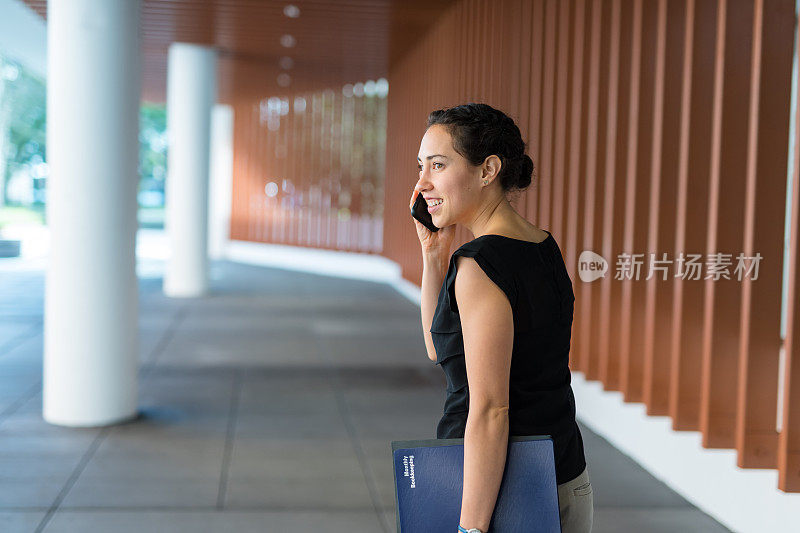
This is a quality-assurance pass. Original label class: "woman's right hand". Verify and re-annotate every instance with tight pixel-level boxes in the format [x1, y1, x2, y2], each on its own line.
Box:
[409, 188, 455, 260]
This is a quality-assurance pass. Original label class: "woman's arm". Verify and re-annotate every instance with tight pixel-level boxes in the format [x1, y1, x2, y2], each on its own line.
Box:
[461, 404, 509, 531]
[409, 187, 455, 363]
[421, 253, 448, 362]
[452, 254, 514, 531]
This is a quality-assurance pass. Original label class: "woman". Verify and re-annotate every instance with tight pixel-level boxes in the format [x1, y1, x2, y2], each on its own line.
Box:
[410, 103, 593, 533]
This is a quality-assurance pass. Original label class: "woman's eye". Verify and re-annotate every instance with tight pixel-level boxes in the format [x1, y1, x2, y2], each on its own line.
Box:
[432, 162, 443, 170]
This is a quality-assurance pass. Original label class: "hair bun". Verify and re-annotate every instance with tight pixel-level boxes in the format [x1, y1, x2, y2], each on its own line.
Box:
[518, 154, 534, 189]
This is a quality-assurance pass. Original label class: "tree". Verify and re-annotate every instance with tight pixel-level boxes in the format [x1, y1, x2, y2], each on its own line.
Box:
[0, 52, 46, 208]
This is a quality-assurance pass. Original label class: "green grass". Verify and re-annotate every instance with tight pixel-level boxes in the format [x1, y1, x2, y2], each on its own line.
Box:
[0, 205, 166, 229]
[0, 205, 45, 228]
[138, 206, 164, 229]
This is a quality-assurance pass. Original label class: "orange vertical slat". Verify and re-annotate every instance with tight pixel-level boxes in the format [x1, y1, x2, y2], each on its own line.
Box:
[502, 0, 519, 115]
[288, 100, 298, 244]
[299, 96, 310, 246]
[670, 0, 718, 431]
[538, 0, 557, 229]
[619, 0, 659, 402]
[526, 0, 544, 226]
[576, 0, 605, 377]
[699, 0, 754, 448]
[566, 0, 587, 370]
[515, 0, 532, 236]
[596, 0, 625, 390]
[643, 0, 685, 417]
[583, 0, 613, 381]
[609, 0, 636, 392]
[736, 0, 794, 468]
[550, 0, 571, 242]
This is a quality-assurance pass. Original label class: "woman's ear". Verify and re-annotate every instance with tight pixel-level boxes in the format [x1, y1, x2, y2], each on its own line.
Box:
[482, 155, 502, 182]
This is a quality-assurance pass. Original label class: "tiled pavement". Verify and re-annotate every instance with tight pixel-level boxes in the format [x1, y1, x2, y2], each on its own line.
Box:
[0, 258, 731, 532]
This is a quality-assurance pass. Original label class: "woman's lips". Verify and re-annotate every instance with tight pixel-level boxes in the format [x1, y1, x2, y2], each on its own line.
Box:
[427, 200, 443, 214]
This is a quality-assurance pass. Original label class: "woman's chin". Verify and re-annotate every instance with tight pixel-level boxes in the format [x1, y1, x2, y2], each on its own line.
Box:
[434, 210, 451, 225]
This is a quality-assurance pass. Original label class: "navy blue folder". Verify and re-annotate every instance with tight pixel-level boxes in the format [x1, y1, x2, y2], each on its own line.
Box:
[390, 435, 562, 533]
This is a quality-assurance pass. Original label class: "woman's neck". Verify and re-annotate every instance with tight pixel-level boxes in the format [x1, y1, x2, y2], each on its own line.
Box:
[467, 197, 526, 239]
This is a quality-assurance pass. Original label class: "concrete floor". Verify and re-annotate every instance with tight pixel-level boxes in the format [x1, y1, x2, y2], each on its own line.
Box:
[0, 259, 731, 532]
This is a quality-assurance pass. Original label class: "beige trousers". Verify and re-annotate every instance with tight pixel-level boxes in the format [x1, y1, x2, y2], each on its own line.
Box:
[556, 465, 593, 532]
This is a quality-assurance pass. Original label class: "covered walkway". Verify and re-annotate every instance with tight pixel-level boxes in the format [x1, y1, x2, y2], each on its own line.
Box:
[0, 241, 729, 532]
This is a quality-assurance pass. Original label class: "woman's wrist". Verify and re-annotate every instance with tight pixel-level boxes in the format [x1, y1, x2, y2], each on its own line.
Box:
[422, 252, 448, 275]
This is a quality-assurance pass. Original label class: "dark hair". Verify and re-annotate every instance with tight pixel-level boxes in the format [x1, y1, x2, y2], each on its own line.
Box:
[426, 103, 535, 193]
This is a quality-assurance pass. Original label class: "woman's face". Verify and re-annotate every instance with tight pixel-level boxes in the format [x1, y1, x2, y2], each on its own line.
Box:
[415, 124, 483, 228]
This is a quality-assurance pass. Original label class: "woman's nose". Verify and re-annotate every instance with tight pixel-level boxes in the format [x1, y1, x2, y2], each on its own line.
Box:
[416, 170, 432, 188]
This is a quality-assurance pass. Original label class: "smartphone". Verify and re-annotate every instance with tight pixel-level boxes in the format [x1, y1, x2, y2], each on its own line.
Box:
[411, 192, 440, 232]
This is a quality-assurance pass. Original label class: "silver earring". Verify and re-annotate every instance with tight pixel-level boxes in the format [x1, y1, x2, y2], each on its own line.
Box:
[483, 179, 488, 185]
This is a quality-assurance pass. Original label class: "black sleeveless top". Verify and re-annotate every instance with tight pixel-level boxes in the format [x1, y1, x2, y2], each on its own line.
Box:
[430, 229, 586, 485]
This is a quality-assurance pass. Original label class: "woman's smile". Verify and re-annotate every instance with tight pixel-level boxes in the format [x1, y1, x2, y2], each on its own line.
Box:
[426, 197, 444, 214]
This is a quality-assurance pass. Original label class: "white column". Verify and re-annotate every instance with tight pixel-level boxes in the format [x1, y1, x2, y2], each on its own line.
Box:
[44, 0, 141, 426]
[164, 43, 217, 297]
[208, 104, 233, 260]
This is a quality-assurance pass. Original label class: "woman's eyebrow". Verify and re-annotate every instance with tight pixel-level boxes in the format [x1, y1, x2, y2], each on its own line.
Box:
[417, 154, 449, 161]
